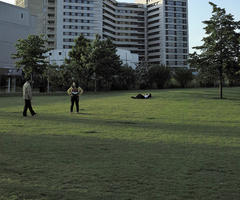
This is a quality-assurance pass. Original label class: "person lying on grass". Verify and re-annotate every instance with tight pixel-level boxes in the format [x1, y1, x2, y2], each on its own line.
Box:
[131, 93, 152, 99]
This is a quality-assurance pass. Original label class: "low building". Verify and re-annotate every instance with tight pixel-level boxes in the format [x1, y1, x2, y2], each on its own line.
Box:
[45, 48, 139, 69]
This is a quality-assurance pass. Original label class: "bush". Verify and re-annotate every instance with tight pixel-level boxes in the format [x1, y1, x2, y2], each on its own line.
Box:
[148, 65, 171, 89]
[173, 68, 193, 88]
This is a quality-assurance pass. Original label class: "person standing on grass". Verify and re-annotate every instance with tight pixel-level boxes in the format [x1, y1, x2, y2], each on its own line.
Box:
[67, 82, 83, 113]
[23, 77, 36, 117]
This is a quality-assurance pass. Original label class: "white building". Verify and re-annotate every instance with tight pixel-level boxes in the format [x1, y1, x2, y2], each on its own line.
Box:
[0, 1, 36, 92]
[16, 0, 188, 67]
[45, 48, 139, 69]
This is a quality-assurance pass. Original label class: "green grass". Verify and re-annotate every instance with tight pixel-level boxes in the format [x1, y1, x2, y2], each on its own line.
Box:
[0, 88, 240, 200]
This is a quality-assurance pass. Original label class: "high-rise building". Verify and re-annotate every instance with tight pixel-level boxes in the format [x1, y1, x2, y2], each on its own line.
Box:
[16, 0, 57, 49]
[15, 0, 188, 67]
[103, 1, 146, 61]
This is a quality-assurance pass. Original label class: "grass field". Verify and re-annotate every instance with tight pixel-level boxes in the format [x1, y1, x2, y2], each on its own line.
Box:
[0, 88, 240, 200]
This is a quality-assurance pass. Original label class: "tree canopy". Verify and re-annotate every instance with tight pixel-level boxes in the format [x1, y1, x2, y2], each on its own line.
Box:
[189, 2, 240, 99]
[12, 35, 49, 84]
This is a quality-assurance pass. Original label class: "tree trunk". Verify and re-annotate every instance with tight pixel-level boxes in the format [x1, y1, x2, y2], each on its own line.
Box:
[219, 68, 223, 99]
[94, 78, 97, 92]
[93, 72, 97, 92]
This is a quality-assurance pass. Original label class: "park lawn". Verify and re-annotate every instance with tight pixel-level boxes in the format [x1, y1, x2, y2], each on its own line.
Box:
[0, 88, 240, 200]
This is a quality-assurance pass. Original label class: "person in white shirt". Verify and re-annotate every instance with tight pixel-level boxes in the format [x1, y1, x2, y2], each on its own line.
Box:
[131, 93, 152, 99]
[23, 77, 36, 117]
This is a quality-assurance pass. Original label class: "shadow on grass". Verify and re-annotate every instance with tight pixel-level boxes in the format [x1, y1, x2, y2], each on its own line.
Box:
[175, 88, 240, 101]
[0, 132, 240, 200]
[1, 111, 240, 138]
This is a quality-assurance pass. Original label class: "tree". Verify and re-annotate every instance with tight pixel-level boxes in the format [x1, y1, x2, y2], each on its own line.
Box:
[173, 67, 193, 88]
[111, 64, 136, 90]
[135, 62, 150, 89]
[189, 2, 240, 99]
[65, 34, 93, 90]
[148, 64, 171, 89]
[12, 35, 49, 88]
[90, 36, 122, 91]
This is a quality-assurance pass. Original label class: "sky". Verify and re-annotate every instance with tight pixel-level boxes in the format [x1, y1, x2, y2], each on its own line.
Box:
[1, 0, 240, 53]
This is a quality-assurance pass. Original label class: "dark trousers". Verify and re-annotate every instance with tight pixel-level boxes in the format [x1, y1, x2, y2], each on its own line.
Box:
[23, 99, 36, 116]
[71, 96, 79, 112]
[131, 94, 145, 99]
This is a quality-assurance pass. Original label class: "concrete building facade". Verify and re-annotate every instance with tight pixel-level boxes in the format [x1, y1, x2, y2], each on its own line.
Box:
[45, 48, 139, 69]
[0, 1, 36, 92]
[16, 0, 58, 49]
[15, 0, 188, 68]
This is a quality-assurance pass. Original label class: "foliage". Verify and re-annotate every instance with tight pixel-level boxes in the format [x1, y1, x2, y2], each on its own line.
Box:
[111, 64, 136, 90]
[148, 64, 171, 89]
[135, 62, 150, 89]
[65, 35, 93, 90]
[12, 35, 49, 87]
[189, 2, 240, 98]
[46, 64, 67, 91]
[90, 36, 122, 90]
[173, 67, 193, 88]
[64, 35, 122, 91]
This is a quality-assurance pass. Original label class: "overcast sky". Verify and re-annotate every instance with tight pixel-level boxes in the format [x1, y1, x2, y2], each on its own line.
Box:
[1, 0, 239, 52]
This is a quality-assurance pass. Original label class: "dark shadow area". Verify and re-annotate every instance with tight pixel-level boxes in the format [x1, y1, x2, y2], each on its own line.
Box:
[0, 111, 240, 138]
[0, 133, 239, 200]
[83, 130, 100, 134]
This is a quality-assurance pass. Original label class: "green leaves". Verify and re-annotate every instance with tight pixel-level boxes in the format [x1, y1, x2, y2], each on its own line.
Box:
[65, 34, 122, 91]
[12, 35, 49, 80]
[173, 68, 193, 88]
[189, 2, 240, 98]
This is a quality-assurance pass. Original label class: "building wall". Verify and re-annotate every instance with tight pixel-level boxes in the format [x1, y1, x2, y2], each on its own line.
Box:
[57, 0, 103, 49]
[0, 1, 36, 72]
[103, 0, 146, 61]
[146, 0, 164, 64]
[116, 48, 139, 69]
[163, 0, 188, 67]
[15, 0, 189, 68]
[45, 48, 139, 69]
[16, 0, 57, 49]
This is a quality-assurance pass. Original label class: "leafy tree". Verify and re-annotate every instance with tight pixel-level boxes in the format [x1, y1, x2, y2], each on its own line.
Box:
[65, 34, 93, 90]
[189, 2, 240, 99]
[135, 62, 150, 89]
[46, 64, 67, 91]
[12, 35, 49, 88]
[148, 64, 171, 89]
[90, 36, 122, 91]
[173, 67, 193, 88]
[111, 64, 136, 90]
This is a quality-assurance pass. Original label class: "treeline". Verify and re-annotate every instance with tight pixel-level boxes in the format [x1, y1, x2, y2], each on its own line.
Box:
[12, 33, 196, 92]
[12, 32, 240, 92]
[49, 62, 196, 91]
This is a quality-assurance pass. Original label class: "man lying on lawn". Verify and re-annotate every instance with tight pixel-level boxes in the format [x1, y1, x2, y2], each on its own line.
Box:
[131, 93, 152, 99]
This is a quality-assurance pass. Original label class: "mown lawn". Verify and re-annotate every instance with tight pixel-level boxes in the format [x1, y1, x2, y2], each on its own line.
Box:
[0, 88, 240, 200]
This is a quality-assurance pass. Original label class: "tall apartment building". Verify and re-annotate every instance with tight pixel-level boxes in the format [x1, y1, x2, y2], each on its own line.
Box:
[103, 1, 146, 61]
[15, 0, 188, 67]
[137, 0, 188, 66]
[16, 0, 57, 49]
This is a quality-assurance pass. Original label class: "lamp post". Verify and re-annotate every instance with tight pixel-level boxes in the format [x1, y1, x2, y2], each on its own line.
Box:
[7, 69, 12, 93]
